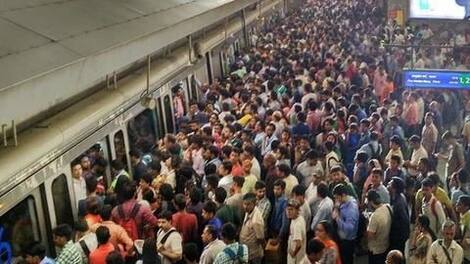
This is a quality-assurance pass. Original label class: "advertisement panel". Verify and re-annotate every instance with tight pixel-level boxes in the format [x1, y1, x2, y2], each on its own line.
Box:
[409, 0, 469, 20]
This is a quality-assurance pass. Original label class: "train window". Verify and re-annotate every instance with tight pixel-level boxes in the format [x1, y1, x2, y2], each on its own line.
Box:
[113, 131, 129, 170]
[0, 197, 41, 259]
[127, 109, 156, 154]
[205, 52, 213, 85]
[163, 95, 174, 133]
[156, 98, 165, 138]
[51, 174, 74, 226]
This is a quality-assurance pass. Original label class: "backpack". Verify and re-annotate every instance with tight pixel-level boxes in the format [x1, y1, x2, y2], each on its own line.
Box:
[367, 143, 381, 161]
[223, 244, 246, 264]
[153, 230, 178, 264]
[117, 203, 140, 240]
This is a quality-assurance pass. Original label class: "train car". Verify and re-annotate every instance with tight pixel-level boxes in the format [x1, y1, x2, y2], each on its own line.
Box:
[0, 0, 292, 261]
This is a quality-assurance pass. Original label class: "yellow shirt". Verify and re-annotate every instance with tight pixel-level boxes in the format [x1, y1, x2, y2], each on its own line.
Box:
[415, 187, 452, 212]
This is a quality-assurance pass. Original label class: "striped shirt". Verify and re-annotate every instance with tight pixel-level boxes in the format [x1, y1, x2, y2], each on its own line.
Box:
[56, 241, 83, 264]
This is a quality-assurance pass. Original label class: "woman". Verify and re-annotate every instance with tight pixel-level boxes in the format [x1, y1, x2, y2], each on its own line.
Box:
[314, 221, 342, 264]
[408, 215, 435, 264]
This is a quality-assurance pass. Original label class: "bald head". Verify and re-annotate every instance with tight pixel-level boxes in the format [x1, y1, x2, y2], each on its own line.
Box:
[386, 250, 403, 264]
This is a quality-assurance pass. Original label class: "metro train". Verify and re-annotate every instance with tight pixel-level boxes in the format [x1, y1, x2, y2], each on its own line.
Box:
[0, 0, 291, 260]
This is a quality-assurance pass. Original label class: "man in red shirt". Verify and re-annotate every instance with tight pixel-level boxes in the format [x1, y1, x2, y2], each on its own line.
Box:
[172, 193, 198, 243]
[89, 226, 115, 264]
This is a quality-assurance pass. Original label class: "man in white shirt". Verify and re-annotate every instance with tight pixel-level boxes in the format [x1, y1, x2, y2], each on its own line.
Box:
[286, 199, 307, 264]
[200, 225, 226, 264]
[366, 190, 392, 264]
[72, 161, 86, 205]
[218, 161, 234, 194]
[427, 220, 463, 264]
[296, 150, 324, 188]
[292, 185, 312, 230]
[277, 164, 299, 198]
[157, 211, 183, 264]
[404, 135, 428, 177]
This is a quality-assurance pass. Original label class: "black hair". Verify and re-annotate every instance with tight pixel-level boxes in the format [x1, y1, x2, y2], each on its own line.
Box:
[254, 180, 266, 190]
[292, 185, 306, 196]
[203, 201, 218, 215]
[332, 184, 347, 196]
[366, 190, 381, 204]
[24, 242, 47, 259]
[233, 176, 245, 188]
[183, 243, 199, 262]
[100, 204, 113, 221]
[273, 179, 286, 190]
[317, 182, 329, 198]
[52, 224, 73, 241]
[306, 238, 325, 255]
[214, 187, 227, 204]
[174, 193, 186, 211]
[277, 163, 291, 176]
[243, 192, 257, 202]
[96, 226, 111, 245]
[221, 223, 237, 241]
[85, 175, 98, 193]
[106, 251, 125, 264]
[158, 210, 173, 221]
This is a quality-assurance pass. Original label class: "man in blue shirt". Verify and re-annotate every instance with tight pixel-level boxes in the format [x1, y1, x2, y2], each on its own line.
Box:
[24, 242, 55, 264]
[269, 179, 289, 238]
[332, 184, 359, 264]
[202, 201, 223, 235]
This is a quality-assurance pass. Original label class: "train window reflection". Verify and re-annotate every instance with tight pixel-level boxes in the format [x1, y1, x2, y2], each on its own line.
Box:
[113, 131, 128, 171]
[164, 95, 174, 133]
[52, 174, 74, 226]
[127, 109, 156, 154]
[0, 197, 41, 260]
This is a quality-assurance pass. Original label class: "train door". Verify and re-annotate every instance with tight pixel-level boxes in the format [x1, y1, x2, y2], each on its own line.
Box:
[205, 52, 213, 85]
[188, 74, 200, 102]
[0, 189, 48, 261]
[156, 84, 174, 134]
[110, 130, 131, 172]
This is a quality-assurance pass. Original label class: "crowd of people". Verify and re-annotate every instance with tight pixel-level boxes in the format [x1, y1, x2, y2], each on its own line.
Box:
[20, 0, 470, 263]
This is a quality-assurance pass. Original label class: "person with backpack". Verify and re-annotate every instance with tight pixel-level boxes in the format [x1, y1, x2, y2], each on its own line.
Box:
[426, 220, 463, 264]
[420, 178, 447, 237]
[89, 226, 115, 264]
[74, 219, 98, 264]
[111, 182, 158, 240]
[366, 190, 392, 264]
[156, 211, 183, 264]
[387, 177, 410, 253]
[214, 223, 249, 264]
[358, 131, 382, 163]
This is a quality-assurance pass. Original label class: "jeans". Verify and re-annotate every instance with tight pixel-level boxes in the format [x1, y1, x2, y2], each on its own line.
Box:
[339, 239, 355, 264]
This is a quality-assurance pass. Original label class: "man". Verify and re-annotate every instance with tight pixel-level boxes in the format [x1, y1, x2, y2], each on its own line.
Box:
[71, 161, 86, 205]
[226, 176, 245, 219]
[129, 149, 147, 183]
[328, 165, 357, 199]
[420, 178, 447, 236]
[384, 155, 406, 184]
[456, 195, 470, 262]
[203, 145, 222, 175]
[310, 182, 333, 232]
[332, 184, 359, 264]
[254, 180, 271, 226]
[74, 220, 97, 264]
[202, 201, 223, 234]
[156, 211, 183, 264]
[172, 193, 198, 243]
[427, 220, 463, 264]
[200, 225, 226, 264]
[261, 123, 278, 156]
[366, 190, 392, 264]
[358, 131, 382, 162]
[439, 131, 466, 183]
[111, 182, 158, 240]
[277, 164, 299, 198]
[240, 193, 265, 263]
[89, 226, 115, 264]
[214, 223, 249, 264]
[304, 239, 325, 264]
[269, 180, 288, 238]
[386, 250, 404, 264]
[90, 205, 133, 254]
[53, 224, 83, 264]
[109, 159, 130, 193]
[241, 159, 257, 194]
[242, 145, 261, 179]
[387, 177, 410, 253]
[292, 185, 312, 229]
[186, 135, 205, 176]
[218, 161, 234, 194]
[365, 168, 390, 204]
[215, 187, 240, 228]
[421, 112, 439, 155]
[286, 199, 307, 264]
[384, 135, 404, 166]
[78, 176, 104, 216]
[404, 135, 428, 177]
[296, 150, 325, 188]
[24, 242, 55, 264]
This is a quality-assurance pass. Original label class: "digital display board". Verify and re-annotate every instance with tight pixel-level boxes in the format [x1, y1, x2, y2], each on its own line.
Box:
[403, 69, 470, 90]
[409, 0, 468, 20]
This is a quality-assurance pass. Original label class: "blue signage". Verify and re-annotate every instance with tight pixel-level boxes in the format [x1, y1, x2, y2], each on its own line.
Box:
[403, 69, 470, 90]
[0, 227, 12, 263]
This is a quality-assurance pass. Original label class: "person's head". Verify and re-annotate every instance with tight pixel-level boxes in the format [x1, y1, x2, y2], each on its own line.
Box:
[442, 220, 457, 242]
[389, 135, 401, 150]
[214, 187, 227, 205]
[286, 199, 300, 219]
[183, 243, 199, 263]
[370, 168, 383, 187]
[24, 242, 47, 264]
[306, 150, 319, 166]
[203, 145, 219, 161]
[80, 155, 91, 170]
[218, 160, 233, 176]
[71, 161, 83, 179]
[386, 250, 404, 264]
[276, 164, 291, 178]
[306, 239, 325, 263]
[99, 204, 113, 221]
[139, 173, 153, 190]
[314, 220, 334, 241]
[442, 130, 456, 146]
[157, 211, 173, 231]
[329, 165, 344, 183]
[129, 149, 142, 164]
[86, 196, 102, 215]
[242, 193, 257, 214]
[121, 181, 137, 201]
[408, 135, 421, 149]
[317, 182, 329, 199]
[421, 178, 436, 199]
[254, 181, 266, 200]
[456, 195, 470, 214]
[417, 157, 430, 173]
[292, 185, 306, 204]
[265, 123, 276, 137]
[242, 159, 252, 174]
[111, 159, 125, 174]
[85, 175, 98, 194]
[141, 238, 158, 264]
[416, 214, 432, 233]
[389, 155, 401, 170]
[387, 177, 405, 196]
[220, 223, 237, 243]
[424, 112, 434, 126]
[231, 176, 245, 193]
[366, 190, 382, 209]
[332, 184, 349, 204]
[106, 251, 125, 264]
[174, 193, 187, 211]
[96, 226, 111, 246]
[202, 201, 218, 221]
[52, 224, 73, 247]
[201, 224, 218, 245]
[273, 179, 286, 198]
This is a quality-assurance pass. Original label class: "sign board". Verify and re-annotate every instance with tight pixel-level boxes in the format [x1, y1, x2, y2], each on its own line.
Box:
[403, 69, 470, 90]
[409, 0, 469, 20]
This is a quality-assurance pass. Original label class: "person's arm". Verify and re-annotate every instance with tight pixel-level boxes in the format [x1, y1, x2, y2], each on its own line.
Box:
[117, 226, 135, 253]
[336, 207, 358, 236]
[289, 239, 302, 257]
[426, 244, 439, 264]
[367, 213, 378, 240]
[159, 235, 183, 262]
[142, 207, 158, 227]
